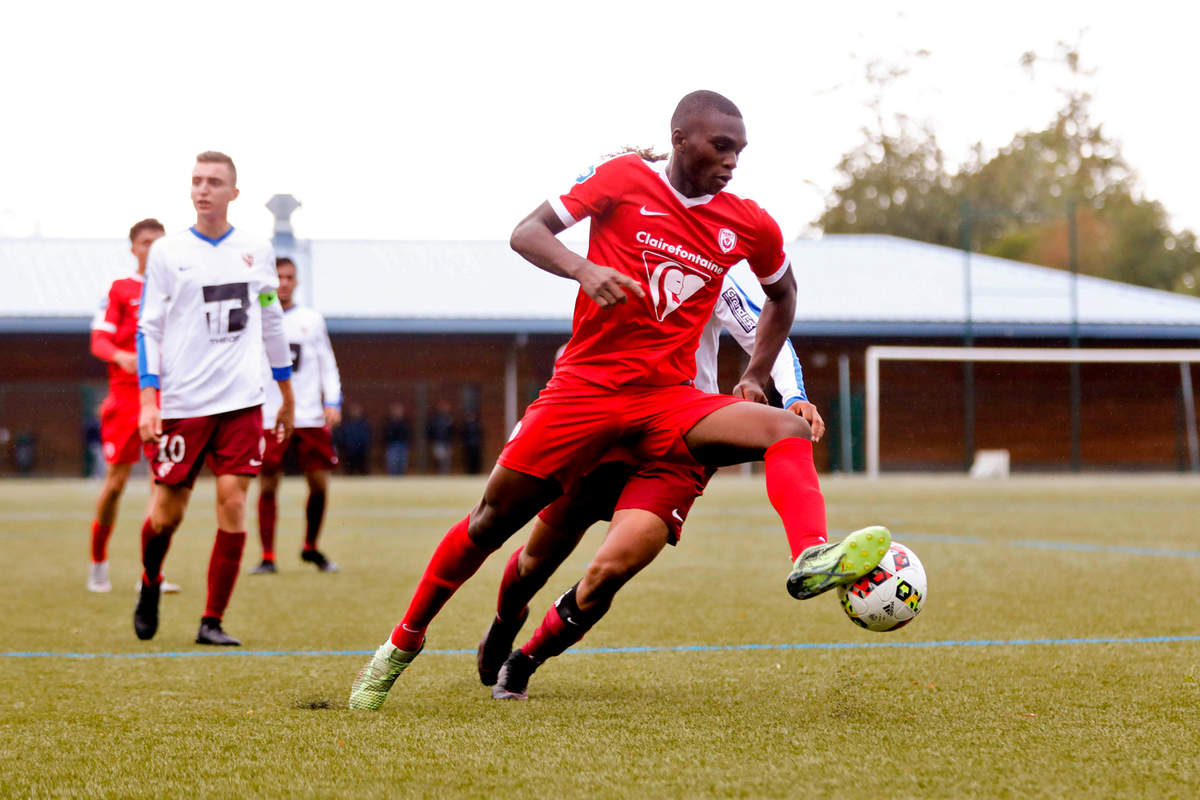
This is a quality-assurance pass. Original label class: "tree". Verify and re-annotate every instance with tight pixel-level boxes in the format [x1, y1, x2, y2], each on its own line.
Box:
[816, 43, 1200, 296]
[817, 123, 961, 247]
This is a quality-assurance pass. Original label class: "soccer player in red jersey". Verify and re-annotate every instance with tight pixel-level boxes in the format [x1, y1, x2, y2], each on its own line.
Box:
[350, 91, 889, 709]
[251, 256, 343, 575]
[134, 151, 295, 646]
[86, 218, 180, 595]
[479, 275, 830, 698]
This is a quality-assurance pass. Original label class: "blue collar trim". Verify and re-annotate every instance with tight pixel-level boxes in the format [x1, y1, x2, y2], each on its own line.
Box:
[189, 225, 235, 246]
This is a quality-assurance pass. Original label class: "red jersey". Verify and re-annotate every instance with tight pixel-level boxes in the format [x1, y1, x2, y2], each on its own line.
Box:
[90, 274, 143, 393]
[549, 153, 789, 388]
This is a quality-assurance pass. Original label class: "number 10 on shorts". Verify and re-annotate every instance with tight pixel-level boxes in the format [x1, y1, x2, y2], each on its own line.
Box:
[157, 434, 186, 464]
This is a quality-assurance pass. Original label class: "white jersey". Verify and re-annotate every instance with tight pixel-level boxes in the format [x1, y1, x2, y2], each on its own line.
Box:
[262, 305, 342, 429]
[695, 273, 806, 406]
[137, 226, 292, 419]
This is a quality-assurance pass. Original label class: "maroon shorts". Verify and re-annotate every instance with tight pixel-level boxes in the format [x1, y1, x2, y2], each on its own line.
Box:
[100, 390, 141, 466]
[145, 406, 264, 488]
[498, 373, 740, 492]
[537, 453, 714, 545]
[261, 426, 338, 474]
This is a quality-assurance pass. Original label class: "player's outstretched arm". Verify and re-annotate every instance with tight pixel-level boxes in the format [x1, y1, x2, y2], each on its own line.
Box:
[510, 203, 644, 309]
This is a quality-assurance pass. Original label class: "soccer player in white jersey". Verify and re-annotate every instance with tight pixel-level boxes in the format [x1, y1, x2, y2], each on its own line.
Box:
[251, 256, 343, 575]
[480, 272, 824, 698]
[134, 151, 295, 646]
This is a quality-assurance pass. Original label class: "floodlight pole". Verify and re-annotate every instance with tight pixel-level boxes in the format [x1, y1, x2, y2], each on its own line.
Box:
[267, 194, 312, 306]
[1068, 201, 1082, 472]
[959, 201, 976, 471]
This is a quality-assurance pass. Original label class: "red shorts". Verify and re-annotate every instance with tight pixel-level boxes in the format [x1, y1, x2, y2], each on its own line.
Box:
[145, 406, 265, 488]
[498, 373, 740, 492]
[261, 426, 338, 474]
[538, 453, 714, 545]
[100, 390, 141, 466]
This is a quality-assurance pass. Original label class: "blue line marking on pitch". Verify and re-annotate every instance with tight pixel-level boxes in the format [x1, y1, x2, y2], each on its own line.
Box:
[5, 635, 1198, 660]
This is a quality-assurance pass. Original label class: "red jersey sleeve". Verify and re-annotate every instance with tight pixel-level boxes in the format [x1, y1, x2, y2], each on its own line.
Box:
[550, 154, 638, 228]
[89, 283, 121, 361]
[746, 204, 790, 285]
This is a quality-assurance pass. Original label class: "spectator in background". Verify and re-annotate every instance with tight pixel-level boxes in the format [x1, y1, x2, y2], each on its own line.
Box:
[426, 400, 455, 475]
[461, 411, 483, 474]
[336, 402, 373, 475]
[383, 402, 411, 476]
[13, 430, 37, 474]
[83, 404, 104, 479]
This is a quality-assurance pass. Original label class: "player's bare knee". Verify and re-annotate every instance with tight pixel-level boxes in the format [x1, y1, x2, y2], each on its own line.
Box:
[467, 500, 513, 549]
[151, 507, 183, 534]
[584, 557, 637, 593]
[768, 411, 811, 444]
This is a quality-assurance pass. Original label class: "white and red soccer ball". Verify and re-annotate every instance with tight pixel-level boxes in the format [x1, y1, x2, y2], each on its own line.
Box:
[838, 542, 927, 632]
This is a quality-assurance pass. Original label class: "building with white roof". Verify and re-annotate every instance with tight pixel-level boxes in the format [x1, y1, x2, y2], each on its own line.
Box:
[1, 233, 1197, 474]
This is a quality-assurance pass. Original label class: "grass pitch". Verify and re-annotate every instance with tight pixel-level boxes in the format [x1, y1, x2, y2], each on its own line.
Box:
[2, 475, 1198, 798]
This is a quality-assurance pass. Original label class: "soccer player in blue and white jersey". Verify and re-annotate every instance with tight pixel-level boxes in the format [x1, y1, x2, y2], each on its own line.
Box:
[251, 256, 343, 575]
[480, 272, 823, 698]
[134, 151, 295, 646]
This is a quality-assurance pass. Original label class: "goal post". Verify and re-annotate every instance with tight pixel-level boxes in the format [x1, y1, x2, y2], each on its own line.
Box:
[864, 346, 1200, 477]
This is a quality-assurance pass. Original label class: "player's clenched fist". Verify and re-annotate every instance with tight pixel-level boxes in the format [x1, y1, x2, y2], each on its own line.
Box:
[577, 262, 645, 308]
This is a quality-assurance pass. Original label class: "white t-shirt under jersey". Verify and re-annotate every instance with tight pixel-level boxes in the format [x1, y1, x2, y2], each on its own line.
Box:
[262, 305, 342, 429]
[138, 226, 292, 419]
[695, 273, 806, 405]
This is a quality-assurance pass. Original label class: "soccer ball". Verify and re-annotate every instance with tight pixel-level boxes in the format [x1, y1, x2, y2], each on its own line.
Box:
[837, 542, 926, 632]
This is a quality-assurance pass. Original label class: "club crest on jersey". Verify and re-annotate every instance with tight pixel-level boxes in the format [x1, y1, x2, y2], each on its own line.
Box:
[717, 228, 737, 254]
[642, 252, 712, 322]
[242, 253, 254, 267]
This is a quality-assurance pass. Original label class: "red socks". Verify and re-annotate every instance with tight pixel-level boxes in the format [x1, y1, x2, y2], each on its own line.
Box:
[90, 521, 113, 563]
[140, 517, 174, 585]
[257, 493, 276, 560]
[521, 585, 595, 662]
[204, 530, 246, 620]
[390, 515, 496, 651]
[764, 437, 827, 560]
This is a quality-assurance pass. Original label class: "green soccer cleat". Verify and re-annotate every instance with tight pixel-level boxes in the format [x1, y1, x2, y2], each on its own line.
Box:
[348, 640, 422, 710]
[786, 526, 892, 600]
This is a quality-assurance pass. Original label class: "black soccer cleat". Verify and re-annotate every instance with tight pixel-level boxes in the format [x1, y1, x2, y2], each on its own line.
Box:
[301, 549, 339, 573]
[249, 559, 277, 575]
[133, 579, 162, 641]
[477, 607, 530, 686]
[195, 618, 241, 646]
[491, 650, 539, 700]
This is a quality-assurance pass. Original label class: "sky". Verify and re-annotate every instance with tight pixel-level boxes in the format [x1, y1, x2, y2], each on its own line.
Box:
[2, 1, 1198, 244]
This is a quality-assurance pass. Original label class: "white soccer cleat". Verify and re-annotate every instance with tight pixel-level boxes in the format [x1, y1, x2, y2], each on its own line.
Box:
[87, 561, 112, 593]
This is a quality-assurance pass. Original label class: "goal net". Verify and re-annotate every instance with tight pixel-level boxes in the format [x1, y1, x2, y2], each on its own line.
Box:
[864, 346, 1200, 476]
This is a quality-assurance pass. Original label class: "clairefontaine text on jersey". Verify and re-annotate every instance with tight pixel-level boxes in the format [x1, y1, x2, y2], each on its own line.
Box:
[636, 232, 724, 275]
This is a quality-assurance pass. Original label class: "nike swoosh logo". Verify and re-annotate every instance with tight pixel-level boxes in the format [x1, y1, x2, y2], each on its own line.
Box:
[671, 508, 684, 523]
[640, 206, 669, 216]
[249, 459, 262, 466]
